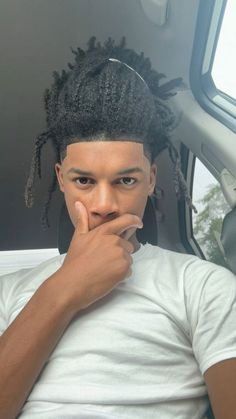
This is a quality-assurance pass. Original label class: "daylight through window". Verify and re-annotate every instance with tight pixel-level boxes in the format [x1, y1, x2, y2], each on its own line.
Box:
[212, 0, 236, 100]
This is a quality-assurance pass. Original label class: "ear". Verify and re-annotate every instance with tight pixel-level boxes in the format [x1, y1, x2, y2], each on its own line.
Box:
[148, 164, 157, 196]
[55, 163, 65, 193]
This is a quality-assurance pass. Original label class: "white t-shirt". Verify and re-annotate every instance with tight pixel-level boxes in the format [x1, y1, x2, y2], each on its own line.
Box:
[1, 243, 236, 419]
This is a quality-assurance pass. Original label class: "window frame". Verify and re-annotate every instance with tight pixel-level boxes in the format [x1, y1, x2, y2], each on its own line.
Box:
[190, 0, 236, 133]
[179, 144, 233, 270]
[178, 145, 205, 259]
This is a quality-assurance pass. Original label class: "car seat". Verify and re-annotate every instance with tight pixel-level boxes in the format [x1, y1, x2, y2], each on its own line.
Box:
[221, 207, 236, 275]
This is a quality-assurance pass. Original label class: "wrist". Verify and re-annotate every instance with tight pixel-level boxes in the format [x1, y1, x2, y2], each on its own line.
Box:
[44, 267, 82, 319]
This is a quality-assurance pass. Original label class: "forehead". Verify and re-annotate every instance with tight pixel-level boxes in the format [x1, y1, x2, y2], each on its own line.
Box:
[63, 141, 148, 167]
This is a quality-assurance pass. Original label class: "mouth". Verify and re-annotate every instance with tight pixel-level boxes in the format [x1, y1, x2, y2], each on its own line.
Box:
[91, 216, 118, 230]
[90, 221, 136, 240]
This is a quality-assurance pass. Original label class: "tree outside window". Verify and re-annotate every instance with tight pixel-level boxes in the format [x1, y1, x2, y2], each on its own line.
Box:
[192, 159, 230, 268]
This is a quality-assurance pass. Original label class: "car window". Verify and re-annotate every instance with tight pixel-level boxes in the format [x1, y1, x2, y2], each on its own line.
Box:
[192, 157, 231, 268]
[212, 0, 236, 101]
[191, 0, 236, 131]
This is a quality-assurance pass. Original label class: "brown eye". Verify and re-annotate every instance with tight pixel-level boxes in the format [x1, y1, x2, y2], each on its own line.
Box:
[77, 177, 88, 184]
[120, 177, 136, 185]
[74, 177, 94, 186]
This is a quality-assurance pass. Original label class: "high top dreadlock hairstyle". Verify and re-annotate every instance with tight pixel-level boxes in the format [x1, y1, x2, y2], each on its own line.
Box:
[25, 36, 196, 228]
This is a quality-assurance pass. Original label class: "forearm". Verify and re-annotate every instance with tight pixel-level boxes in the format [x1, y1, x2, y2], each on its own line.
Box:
[0, 212, 137, 419]
[0, 271, 74, 419]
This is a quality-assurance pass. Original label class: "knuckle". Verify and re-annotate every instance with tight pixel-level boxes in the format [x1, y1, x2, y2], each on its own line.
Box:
[127, 214, 141, 225]
[116, 258, 130, 276]
[113, 235, 120, 245]
[108, 234, 119, 245]
[128, 254, 133, 265]
[127, 242, 134, 254]
[116, 246, 126, 259]
[122, 258, 131, 272]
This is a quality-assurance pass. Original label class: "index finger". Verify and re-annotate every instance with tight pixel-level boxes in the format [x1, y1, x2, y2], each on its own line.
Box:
[74, 201, 89, 235]
[97, 213, 143, 237]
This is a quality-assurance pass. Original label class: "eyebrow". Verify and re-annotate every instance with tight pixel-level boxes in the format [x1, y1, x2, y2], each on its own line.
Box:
[67, 167, 144, 176]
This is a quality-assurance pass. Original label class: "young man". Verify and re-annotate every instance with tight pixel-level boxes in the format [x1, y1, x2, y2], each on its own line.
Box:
[0, 38, 236, 419]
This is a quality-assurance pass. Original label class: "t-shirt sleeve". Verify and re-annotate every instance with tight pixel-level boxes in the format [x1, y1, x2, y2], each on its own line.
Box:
[0, 257, 64, 336]
[0, 271, 14, 335]
[184, 259, 236, 375]
[0, 268, 31, 336]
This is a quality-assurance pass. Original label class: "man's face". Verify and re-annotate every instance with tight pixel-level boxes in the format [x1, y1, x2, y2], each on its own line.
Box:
[55, 141, 156, 236]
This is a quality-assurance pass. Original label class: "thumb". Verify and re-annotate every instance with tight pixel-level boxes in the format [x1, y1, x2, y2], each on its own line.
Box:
[74, 201, 89, 235]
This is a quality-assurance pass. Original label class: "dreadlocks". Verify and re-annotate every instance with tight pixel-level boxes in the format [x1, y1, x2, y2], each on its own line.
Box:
[25, 36, 194, 227]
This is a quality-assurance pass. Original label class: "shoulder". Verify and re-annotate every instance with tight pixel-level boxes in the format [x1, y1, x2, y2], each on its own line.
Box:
[141, 245, 236, 374]
[0, 253, 66, 333]
[140, 242, 235, 280]
[0, 253, 66, 301]
[138, 243, 236, 304]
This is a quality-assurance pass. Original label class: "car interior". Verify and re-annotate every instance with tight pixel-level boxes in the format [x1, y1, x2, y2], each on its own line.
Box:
[1, 1, 236, 418]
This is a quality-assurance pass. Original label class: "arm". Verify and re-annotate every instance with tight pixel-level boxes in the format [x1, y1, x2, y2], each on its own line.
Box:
[0, 273, 74, 419]
[185, 257, 236, 419]
[204, 358, 236, 419]
[0, 203, 141, 419]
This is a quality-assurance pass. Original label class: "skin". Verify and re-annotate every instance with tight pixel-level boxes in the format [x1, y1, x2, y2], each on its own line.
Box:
[0, 140, 156, 419]
[54, 140, 236, 419]
[55, 140, 157, 252]
[0, 140, 236, 419]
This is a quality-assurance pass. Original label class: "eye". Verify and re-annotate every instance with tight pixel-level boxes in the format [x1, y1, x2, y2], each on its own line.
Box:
[119, 177, 136, 186]
[74, 177, 94, 186]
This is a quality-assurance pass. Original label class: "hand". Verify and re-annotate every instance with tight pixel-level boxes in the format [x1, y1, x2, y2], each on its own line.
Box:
[57, 201, 143, 313]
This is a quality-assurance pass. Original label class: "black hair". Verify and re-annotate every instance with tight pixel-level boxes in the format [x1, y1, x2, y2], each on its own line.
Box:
[25, 36, 194, 227]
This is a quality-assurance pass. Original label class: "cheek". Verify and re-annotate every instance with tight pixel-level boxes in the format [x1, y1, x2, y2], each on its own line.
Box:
[123, 186, 149, 217]
[62, 182, 150, 226]
[134, 183, 151, 213]
[63, 184, 88, 226]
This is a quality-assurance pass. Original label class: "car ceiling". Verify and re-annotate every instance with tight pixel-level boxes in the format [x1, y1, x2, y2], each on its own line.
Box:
[0, 0, 200, 251]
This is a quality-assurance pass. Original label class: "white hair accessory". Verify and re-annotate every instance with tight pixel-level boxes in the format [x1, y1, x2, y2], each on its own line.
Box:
[108, 58, 148, 89]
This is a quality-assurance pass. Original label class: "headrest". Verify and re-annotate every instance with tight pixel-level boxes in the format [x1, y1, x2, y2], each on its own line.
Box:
[58, 197, 158, 254]
[220, 207, 236, 275]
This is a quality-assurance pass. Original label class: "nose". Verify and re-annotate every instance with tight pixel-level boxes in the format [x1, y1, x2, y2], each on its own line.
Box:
[90, 184, 119, 220]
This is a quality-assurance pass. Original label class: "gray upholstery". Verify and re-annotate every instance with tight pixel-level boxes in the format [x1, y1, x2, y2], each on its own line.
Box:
[221, 207, 236, 275]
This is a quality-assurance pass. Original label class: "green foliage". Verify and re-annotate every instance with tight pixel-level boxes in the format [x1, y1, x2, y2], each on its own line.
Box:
[193, 183, 229, 268]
